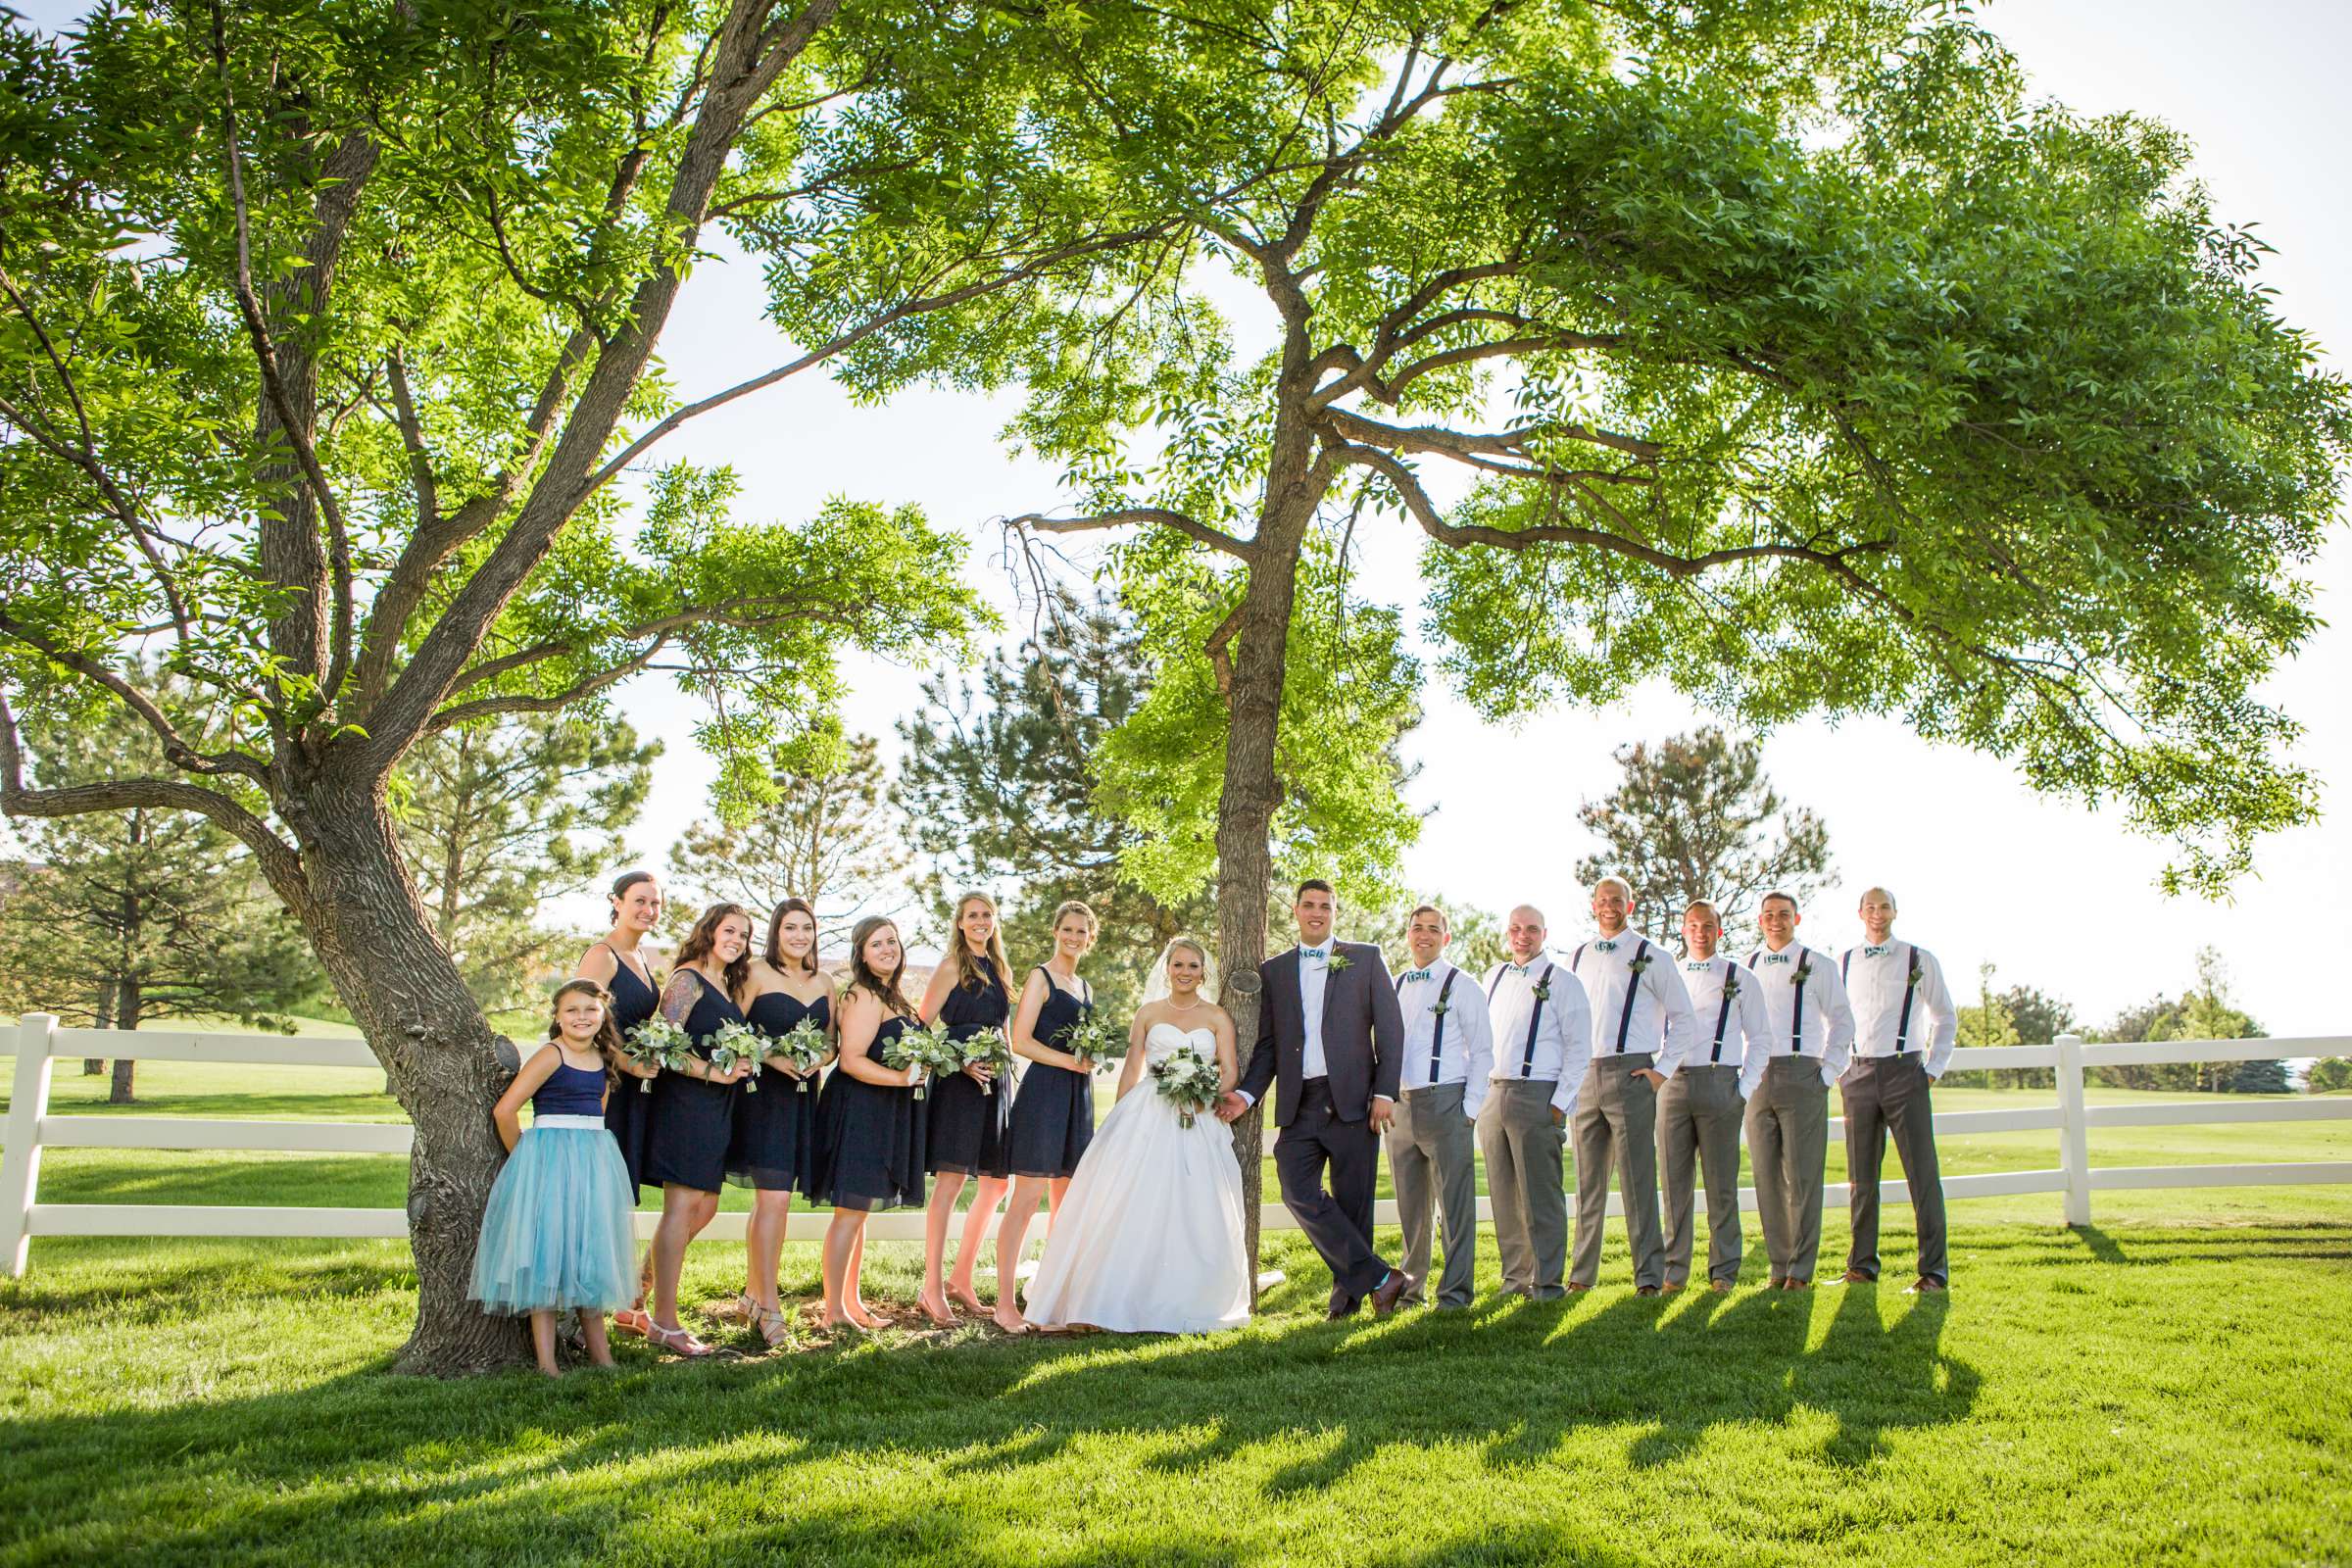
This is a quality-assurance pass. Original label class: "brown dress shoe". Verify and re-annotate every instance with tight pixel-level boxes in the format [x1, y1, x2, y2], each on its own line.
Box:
[1841, 1269, 1876, 1285]
[1369, 1270, 1410, 1318]
[1782, 1277, 1812, 1291]
[1904, 1277, 1948, 1294]
[1709, 1280, 1734, 1293]
[1660, 1281, 1686, 1294]
[1564, 1281, 1592, 1293]
[1767, 1277, 1788, 1290]
[1635, 1286, 1660, 1297]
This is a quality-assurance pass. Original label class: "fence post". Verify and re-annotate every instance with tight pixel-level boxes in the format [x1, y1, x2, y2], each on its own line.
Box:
[1, 1013, 59, 1277]
[2056, 1032, 2090, 1227]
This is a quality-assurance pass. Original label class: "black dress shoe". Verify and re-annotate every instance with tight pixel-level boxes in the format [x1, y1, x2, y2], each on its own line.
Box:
[1368, 1270, 1409, 1318]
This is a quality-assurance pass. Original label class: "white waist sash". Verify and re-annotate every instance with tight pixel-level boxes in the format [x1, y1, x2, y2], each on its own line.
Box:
[530, 1114, 607, 1132]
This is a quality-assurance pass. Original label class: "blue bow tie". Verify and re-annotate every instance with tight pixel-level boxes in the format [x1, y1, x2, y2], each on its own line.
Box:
[1302, 947, 1328, 962]
[1864, 944, 1891, 956]
[1403, 967, 1433, 983]
[1507, 961, 1532, 975]
[1594, 939, 1619, 953]
[1763, 953, 1790, 963]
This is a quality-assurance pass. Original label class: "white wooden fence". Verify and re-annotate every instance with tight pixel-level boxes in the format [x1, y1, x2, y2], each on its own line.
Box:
[4, 1013, 2349, 1276]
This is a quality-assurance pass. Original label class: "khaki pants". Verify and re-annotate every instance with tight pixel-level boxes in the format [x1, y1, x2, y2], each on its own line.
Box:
[1743, 1054, 1830, 1281]
[1658, 1063, 1744, 1287]
[1571, 1054, 1664, 1289]
[1475, 1078, 1567, 1298]
[1385, 1082, 1479, 1307]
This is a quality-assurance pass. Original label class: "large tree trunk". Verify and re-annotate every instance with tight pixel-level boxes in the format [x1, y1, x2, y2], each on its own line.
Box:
[276, 769, 526, 1375]
[109, 981, 138, 1102]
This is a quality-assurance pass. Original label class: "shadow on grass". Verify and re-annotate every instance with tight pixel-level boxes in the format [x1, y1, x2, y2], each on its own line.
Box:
[0, 1230, 2005, 1566]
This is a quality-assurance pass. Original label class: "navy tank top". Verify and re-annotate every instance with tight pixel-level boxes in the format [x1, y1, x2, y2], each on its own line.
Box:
[533, 1057, 608, 1117]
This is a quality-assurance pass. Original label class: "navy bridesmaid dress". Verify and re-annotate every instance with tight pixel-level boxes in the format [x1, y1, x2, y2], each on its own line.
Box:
[599, 946, 661, 1201]
[807, 1013, 928, 1211]
[1003, 968, 1097, 1179]
[924, 957, 1013, 1179]
[642, 970, 745, 1194]
[727, 990, 829, 1194]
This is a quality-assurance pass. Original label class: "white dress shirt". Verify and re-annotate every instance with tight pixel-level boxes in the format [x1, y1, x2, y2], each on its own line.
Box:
[1742, 940, 1854, 1087]
[1678, 956, 1778, 1100]
[1395, 958, 1494, 1120]
[1840, 937, 1958, 1079]
[1298, 943, 1333, 1080]
[1483, 957, 1593, 1116]
[1567, 931, 1697, 1080]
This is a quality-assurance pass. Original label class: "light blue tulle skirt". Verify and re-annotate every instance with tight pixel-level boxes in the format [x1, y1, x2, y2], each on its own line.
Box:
[468, 1117, 638, 1315]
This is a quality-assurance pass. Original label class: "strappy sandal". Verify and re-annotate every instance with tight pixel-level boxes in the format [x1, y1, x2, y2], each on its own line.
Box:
[705, 1292, 756, 1324]
[647, 1321, 715, 1357]
[755, 1302, 790, 1349]
[611, 1306, 653, 1339]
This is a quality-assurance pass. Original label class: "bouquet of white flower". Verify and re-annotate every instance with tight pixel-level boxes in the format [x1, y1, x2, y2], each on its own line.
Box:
[959, 1025, 1015, 1095]
[772, 1016, 829, 1093]
[621, 1017, 693, 1092]
[1060, 1014, 1126, 1073]
[879, 1018, 961, 1101]
[1150, 1044, 1223, 1129]
[707, 1019, 765, 1090]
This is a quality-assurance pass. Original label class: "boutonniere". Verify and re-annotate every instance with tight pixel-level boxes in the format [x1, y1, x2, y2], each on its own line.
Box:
[1325, 950, 1352, 972]
[1430, 997, 1451, 1018]
[1906, 954, 1924, 986]
[1720, 970, 1741, 1002]
[1533, 975, 1552, 1003]
[1791, 953, 1813, 988]
[1626, 952, 1654, 978]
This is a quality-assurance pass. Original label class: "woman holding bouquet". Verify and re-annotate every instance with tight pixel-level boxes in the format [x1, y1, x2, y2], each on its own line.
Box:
[574, 868, 664, 1337]
[915, 892, 1016, 1325]
[806, 915, 929, 1330]
[1020, 936, 1250, 1335]
[720, 897, 835, 1348]
[641, 902, 756, 1356]
[989, 901, 1102, 1333]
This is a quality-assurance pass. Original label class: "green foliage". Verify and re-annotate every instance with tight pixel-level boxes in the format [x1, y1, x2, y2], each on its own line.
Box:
[391, 711, 659, 1013]
[893, 590, 1208, 1017]
[1575, 727, 1831, 950]
[2095, 947, 2277, 1093]
[1346, 892, 1510, 979]
[2309, 1058, 2352, 1095]
[667, 730, 907, 953]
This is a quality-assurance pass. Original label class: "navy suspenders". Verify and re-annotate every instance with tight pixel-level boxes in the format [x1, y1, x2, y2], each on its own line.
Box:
[1487, 961, 1554, 1076]
[1750, 947, 1808, 1056]
[1396, 967, 1458, 1084]
[1708, 960, 1735, 1062]
[1841, 944, 1923, 1053]
[1611, 938, 1649, 1054]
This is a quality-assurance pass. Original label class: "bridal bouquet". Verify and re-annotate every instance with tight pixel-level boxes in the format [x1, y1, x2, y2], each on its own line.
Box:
[1061, 1015, 1125, 1073]
[707, 1019, 765, 1091]
[771, 1016, 829, 1093]
[959, 1026, 1015, 1096]
[1150, 1045, 1223, 1129]
[620, 1017, 693, 1092]
[880, 1020, 961, 1100]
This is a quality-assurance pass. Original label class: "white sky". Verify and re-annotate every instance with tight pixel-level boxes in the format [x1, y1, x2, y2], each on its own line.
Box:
[23, 2, 2350, 1035]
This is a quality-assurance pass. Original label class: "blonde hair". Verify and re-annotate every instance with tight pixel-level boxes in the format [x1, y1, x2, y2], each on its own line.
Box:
[1592, 875, 1635, 902]
[1050, 899, 1099, 938]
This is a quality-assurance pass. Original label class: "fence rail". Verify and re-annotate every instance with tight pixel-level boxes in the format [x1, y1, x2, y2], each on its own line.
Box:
[4, 1016, 2347, 1274]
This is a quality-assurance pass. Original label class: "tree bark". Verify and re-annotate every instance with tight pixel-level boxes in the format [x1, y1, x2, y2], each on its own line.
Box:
[273, 767, 527, 1374]
[109, 980, 139, 1102]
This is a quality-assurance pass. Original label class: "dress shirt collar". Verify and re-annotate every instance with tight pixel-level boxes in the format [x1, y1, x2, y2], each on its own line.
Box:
[1400, 956, 1453, 985]
[1755, 938, 1805, 965]
[1856, 933, 1901, 958]
[1682, 952, 1724, 974]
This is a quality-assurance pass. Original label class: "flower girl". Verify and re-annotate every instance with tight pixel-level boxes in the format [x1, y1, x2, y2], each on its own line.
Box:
[469, 980, 639, 1376]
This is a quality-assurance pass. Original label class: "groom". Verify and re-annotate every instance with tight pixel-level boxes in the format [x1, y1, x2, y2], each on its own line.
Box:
[1217, 879, 1409, 1319]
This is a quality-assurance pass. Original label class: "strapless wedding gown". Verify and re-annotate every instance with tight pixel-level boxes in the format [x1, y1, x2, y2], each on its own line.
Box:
[1022, 1023, 1251, 1334]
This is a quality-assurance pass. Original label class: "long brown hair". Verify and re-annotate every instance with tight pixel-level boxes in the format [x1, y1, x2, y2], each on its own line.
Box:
[948, 891, 1014, 1001]
[766, 897, 821, 977]
[548, 979, 627, 1083]
[845, 915, 913, 1018]
[675, 903, 755, 1000]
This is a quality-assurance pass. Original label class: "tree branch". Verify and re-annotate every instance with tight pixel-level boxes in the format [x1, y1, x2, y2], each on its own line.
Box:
[1010, 507, 1257, 561]
[0, 610, 270, 782]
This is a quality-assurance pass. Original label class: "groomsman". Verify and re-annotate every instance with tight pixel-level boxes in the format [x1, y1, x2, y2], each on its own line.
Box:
[1566, 877, 1696, 1295]
[1476, 906, 1592, 1299]
[1742, 891, 1854, 1290]
[1840, 887, 1958, 1293]
[1386, 905, 1495, 1310]
[1659, 899, 1775, 1292]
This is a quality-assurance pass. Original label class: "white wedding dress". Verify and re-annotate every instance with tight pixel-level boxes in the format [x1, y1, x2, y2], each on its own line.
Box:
[1022, 1023, 1252, 1334]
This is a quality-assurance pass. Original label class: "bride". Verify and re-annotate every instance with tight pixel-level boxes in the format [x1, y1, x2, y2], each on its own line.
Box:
[1017, 937, 1252, 1334]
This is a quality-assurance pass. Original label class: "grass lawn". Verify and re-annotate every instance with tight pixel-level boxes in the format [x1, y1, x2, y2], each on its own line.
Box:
[1, 1061, 2348, 1564]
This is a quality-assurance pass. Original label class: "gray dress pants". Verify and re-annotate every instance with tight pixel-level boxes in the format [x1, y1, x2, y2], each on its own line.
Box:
[1658, 1063, 1745, 1287]
[1743, 1054, 1831, 1282]
[1475, 1078, 1567, 1298]
[1385, 1082, 1479, 1307]
[1842, 1054, 1949, 1285]
[1570, 1054, 1665, 1290]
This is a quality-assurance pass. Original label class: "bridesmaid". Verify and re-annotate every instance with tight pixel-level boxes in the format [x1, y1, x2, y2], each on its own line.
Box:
[916, 891, 1016, 1325]
[806, 915, 929, 1331]
[992, 900, 1100, 1333]
[574, 868, 663, 1338]
[724, 897, 836, 1348]
[641, 902, 755, 1356]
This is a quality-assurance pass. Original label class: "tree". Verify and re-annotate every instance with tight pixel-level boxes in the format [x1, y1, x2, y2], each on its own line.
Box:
[668, 730, 906, 951]
[1349, 893, 1509, 980]
[983, 1, 2345, 1271]
[1574, 727, 1830, 949]
[0, 676, 321, 1100]
[894, 591, 1212, 1017]
[2309, 1058, 2352, 1095]
[2098, 948, 2277, 1093]
[0, 0, 1198, 1369]
[394, 713, 659, 1013]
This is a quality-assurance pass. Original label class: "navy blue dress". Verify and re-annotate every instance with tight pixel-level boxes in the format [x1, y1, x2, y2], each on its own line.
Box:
[598, 944, 661, 1201]
[643, 969, 744, 1194]
[807, 1012, 927, 1212]
[728, 990, 829, 1193]
[924, 957, 1014, 1178]
[1004, 967, 1097, 1179]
